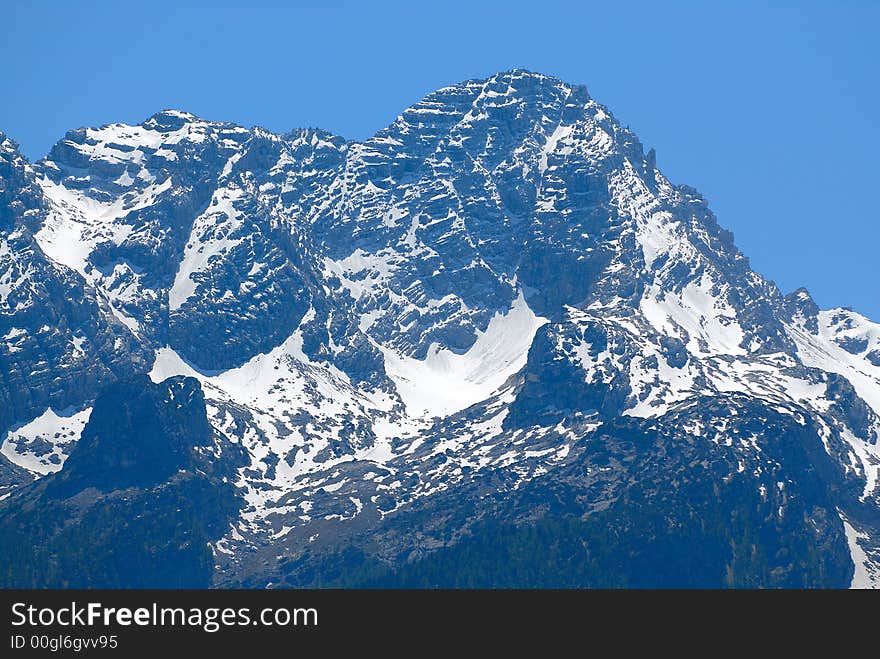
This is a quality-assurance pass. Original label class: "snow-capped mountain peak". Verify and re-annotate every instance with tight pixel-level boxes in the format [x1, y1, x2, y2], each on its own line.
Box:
[2, 71, 879, 588]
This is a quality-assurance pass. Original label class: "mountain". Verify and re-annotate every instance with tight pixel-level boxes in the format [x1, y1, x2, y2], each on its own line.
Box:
[0, 132, 147, 488]
[0, 374, 244, 587]
[1, 70, 878, 587]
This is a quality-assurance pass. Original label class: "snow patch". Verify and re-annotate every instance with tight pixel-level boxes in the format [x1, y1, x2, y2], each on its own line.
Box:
[1, 406, 92, 475]
[841, 515, 880, 589]
[641, 275, 746, 356]
[169, 186, 244, 311]
[788, 311, 880, 417]
[539, 124, 574, 174]
[381, 291, 546, 417]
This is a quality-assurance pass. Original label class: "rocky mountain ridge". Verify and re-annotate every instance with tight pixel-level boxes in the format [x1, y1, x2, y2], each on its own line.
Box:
[1, 70, 878, 587]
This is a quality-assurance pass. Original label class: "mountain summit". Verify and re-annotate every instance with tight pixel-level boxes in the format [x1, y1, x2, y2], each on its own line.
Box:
[1, 71, 878, 587]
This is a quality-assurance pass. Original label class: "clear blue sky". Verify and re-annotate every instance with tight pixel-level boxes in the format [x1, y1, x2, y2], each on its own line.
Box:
[4, 1, 878, 319]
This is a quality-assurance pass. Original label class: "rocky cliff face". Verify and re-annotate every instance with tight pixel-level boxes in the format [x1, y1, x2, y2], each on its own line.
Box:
[0, 133, 147, 485]
[0, 375, 244, 588]
[1, 70, 878, 587]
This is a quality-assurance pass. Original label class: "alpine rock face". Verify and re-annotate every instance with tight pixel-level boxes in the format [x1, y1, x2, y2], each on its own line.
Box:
[1, 70, 878, 587]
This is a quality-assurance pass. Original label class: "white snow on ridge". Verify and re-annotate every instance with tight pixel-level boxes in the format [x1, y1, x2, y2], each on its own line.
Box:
[149, 293, 548, 529]
[0, 406, 92, 476]
[841, 514, 880, 589]
[641, 275, 746, 356]
[149, 326, 376, 418]
[610, 160, 680, 270]
[169, 186, 245, 311]
[623, 348, 697, 418]
[839, 428, 880, 501]
[538, 124, 574, 174]
[380, 291, 547, 418]
[788, 311, 880, 418]
[823, 309, 880, 362]
[36, 176, 172, 278]
[149, 321, 404, 522]
[786, 312, 880, 500]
